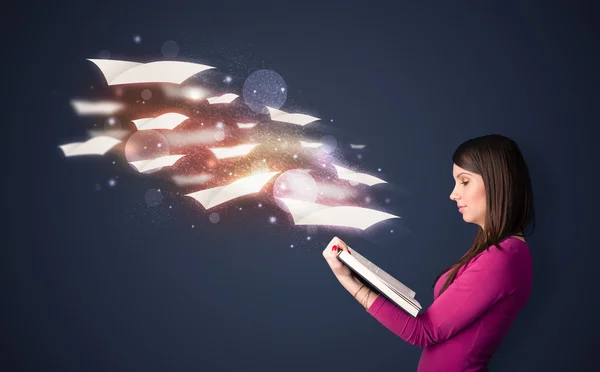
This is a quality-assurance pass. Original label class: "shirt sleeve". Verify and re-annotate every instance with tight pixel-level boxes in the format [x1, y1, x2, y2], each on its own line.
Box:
[366, 247, 515, 347]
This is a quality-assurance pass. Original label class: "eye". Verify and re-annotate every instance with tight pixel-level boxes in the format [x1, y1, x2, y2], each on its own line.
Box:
[461, 181, 469, 186]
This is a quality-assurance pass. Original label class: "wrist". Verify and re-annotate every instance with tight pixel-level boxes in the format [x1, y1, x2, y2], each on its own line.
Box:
[337, 274, 360, 286]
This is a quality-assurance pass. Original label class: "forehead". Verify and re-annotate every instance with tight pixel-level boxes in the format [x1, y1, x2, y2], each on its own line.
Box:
[452, 164, 473, 178]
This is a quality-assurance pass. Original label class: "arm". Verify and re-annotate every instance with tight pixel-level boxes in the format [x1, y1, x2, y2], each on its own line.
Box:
[337, 275, 381, 310]
[365, 248, 515, 347]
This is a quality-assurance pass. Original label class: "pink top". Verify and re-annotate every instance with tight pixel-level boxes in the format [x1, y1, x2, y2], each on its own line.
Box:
[367, 236, 532, 372]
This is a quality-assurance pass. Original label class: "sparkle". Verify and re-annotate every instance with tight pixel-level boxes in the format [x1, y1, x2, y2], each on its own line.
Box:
[390, 229, 394, 233]
[306, 236, 311, 240]
[133, 35, 142, 43]
[330, 119, 334, 122]
[378, 168, 382, 172]
[293, 154, 298, 159]
[357, 154, 363, 159]
[112, 161, 116, 164]
[365, 196, 371, 203]
[269, 216, 277, 223]
[224, 76, 232, 83]
[258, 203, 262, 208]
[239, 207, 242, 210]
[290, 244, 294, 248]
[169, 206, 172, 209]
[192, 225, 195, 228]
[108, 178, 116, 187]
[157, 143, 162, 148]
[280, 87, 285, 92]
[216, 122, 224, 129]
[253, 89, 257, 93]
[385, 198, 391, 203]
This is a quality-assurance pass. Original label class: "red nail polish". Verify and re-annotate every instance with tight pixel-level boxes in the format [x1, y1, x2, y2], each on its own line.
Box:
[332, 245, 338, 251]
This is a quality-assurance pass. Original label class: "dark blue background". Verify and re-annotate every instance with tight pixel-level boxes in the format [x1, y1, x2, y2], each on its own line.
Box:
[3, 1, 598, 371]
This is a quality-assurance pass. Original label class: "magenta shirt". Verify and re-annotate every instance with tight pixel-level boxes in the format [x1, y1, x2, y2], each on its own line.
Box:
[367, 236, 532, 372]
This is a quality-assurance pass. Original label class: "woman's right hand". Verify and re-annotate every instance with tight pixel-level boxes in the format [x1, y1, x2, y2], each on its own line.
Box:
[322, 236, 353, 280]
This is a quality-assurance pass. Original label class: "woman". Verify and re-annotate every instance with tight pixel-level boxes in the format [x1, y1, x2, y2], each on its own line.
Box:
[323, 134, 535, 372]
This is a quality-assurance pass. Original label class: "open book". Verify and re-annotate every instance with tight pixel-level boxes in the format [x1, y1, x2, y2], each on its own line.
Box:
[337, 247, 422, 317]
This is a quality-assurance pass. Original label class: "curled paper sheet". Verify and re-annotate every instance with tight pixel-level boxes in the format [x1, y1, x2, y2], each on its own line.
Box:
[207, 93, 239, 104]
[277, 197, 399, 230]
[333, 164, 387, 186]
[87, 59, 215, 85]
[209, 143, 259, 159]
[132, 113, 189, 130]
[70, 99, 125, 116]
[266, 107, 320, 126]
[236, 123, 257, 129]
[129, 154, 185, 173]
[59, 136, 121, 157]
[300, 141, 322, 148]
[350, 144, 366, 149]
[185, 171, 281, 210]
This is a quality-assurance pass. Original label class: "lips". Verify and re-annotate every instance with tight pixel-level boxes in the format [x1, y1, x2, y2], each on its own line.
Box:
[458, 206, 466, 212]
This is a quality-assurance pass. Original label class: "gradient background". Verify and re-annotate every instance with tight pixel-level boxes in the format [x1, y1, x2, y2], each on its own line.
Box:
[3, 1, 598, 371]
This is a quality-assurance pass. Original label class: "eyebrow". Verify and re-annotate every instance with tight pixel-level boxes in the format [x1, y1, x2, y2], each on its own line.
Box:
[454, 172, 472, 179]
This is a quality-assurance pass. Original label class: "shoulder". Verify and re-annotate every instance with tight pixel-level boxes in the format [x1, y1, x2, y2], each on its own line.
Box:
[472, 237, 530, 264]
[469, 237, 532, 284]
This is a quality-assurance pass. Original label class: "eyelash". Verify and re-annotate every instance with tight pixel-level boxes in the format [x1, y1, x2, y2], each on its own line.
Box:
[461, 181, 469, 186]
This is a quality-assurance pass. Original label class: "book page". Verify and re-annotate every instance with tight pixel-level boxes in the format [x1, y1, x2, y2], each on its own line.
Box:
[347, 246, 416, 299]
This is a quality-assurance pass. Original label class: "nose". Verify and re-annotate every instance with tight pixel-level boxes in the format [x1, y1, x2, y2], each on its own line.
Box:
[449, 187, 460, 201]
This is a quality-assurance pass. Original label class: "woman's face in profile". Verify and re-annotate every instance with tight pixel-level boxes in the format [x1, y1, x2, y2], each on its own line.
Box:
[449, 164, 486, 229]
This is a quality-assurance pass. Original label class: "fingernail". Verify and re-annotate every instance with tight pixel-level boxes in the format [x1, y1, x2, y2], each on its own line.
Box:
[332, 245, 338, 251]
[348, 249, 352, 254]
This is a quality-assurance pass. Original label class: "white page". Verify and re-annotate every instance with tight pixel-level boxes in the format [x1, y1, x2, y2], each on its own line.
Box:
[132, 113, 189, 130]
[333, 164, 387, 186]
[129, 154, 185, 173]
[87, 59, 215, 85]
[277, 197, 399, 230]
[59, 136, 121, 157]
[186, 171, 280, 209]
[266, 107, 320, 126]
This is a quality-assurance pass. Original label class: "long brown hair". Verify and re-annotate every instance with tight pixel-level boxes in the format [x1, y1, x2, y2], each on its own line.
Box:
[432, 134, 536, 297]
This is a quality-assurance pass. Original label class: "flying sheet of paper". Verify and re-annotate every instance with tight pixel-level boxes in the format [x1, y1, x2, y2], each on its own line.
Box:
[266, 107, 320, 126]
[132, 113, 189, 130]
[333, 164, 387, 186]
[70, 99, 125, 116]
[209, 143, 259, 159]
[277, 197, 399, 230]
[236, 123, 257, 129]
[129, 154, 185, 173]
[206, 93, 239, 104]
[350, 144, 366, 149]
[87, 59, 215, 85]
[186, 171, 280, 210]
[59, 136, 121, 157]
[87, 129, 130, 139]
[300, 141, 322, 148]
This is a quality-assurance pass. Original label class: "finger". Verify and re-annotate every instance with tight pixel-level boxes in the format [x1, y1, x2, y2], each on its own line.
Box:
[331, 237, 351, 254]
